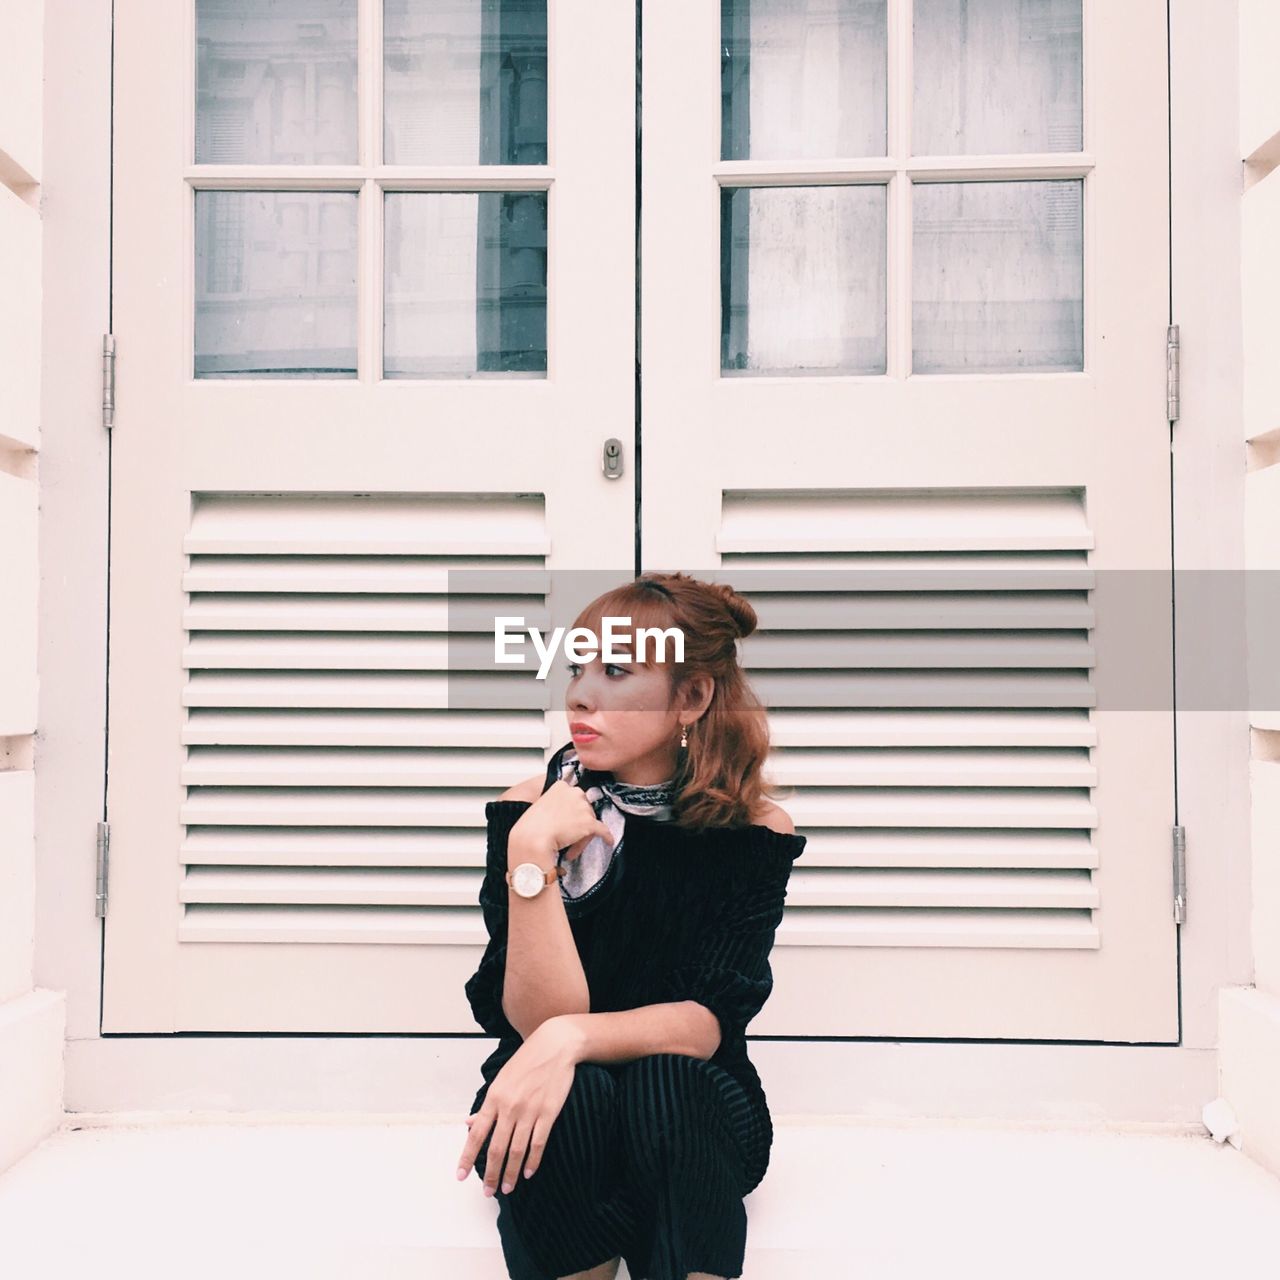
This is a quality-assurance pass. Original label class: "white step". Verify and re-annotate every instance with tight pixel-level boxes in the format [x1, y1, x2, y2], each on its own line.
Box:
[0, 1115, 1277, 1278]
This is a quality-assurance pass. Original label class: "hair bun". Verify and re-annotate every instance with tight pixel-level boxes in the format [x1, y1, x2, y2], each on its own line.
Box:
[711, 583, 757, 640]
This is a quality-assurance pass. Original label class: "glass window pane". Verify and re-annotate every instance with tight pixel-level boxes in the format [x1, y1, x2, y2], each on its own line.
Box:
[384, 192, 548, 378]
[195, 191, 357, 378]
[195, 0, 358, 165]
[722, 185, 887, 375]
[912, 180, 1083, 374]
[384, 0, 548, 165]
[913, 0, 1082, 155]
[722, 0, 887, 160]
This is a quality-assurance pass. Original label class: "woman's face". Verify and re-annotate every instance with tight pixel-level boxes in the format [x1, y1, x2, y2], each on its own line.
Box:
[563, 653, 684, 785]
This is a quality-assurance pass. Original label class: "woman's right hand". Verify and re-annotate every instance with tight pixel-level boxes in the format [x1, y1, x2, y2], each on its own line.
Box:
[509, 779, 614, 866]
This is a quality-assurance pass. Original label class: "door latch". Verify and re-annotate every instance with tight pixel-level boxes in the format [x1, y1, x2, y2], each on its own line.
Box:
[602, 438, 624, 479]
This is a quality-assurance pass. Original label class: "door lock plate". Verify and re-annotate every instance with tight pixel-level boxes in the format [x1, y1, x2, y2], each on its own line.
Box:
[602, 438, 624, 479]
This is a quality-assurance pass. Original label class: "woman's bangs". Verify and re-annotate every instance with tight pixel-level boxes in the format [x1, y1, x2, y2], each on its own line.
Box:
[572, 586, 677, 670]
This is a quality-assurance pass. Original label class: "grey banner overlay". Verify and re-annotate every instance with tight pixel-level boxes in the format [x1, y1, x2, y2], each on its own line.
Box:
[442, 569, 1280, 712]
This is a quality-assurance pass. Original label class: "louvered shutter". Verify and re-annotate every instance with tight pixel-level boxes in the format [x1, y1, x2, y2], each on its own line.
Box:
[641, 0, 1177, 1040]
[106, 0, 635, 1031]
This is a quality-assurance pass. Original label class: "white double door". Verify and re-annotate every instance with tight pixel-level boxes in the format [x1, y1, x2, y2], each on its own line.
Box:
[107, 0, 1177, 1042]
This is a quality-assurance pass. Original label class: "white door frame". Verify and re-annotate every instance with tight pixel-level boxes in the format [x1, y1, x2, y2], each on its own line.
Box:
[36, 0, 1246, 1117]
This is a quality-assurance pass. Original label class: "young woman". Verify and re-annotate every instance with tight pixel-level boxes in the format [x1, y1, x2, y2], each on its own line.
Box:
[454, 572, 806, 1280]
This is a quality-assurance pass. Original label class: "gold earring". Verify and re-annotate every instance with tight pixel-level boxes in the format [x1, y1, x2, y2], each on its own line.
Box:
[679, 723, 688, 749]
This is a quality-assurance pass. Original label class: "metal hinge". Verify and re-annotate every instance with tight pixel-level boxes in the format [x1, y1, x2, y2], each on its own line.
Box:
[95, 821, 110, 918]
[1172, 824, 1186, 924]
[1166, 324, 1180, 423]
[102, 334, 116, 430]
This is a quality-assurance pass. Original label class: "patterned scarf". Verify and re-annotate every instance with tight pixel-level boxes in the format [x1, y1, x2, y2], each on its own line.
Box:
[554, 744, 677, 901]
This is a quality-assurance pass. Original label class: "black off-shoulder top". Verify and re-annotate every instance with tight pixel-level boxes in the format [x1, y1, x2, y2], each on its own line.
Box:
[463, 774, 807, 1170]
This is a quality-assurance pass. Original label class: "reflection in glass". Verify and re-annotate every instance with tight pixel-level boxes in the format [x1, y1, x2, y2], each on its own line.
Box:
[384, 0, 547, 164]
[195, 191, 358, 378]
[195, 0, 358, 165]
[912, 180, 1083, 374]
[722, 0, 887, 160]
[913, 0, 1082, 155]
[384, 192, 547, 378]
[722, 185, 887, 375]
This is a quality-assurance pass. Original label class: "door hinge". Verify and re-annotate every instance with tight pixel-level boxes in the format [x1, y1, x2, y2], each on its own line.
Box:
[102, 334, 116, 430]
[95, 820, 110, 918]
[1172, 824, 1186, 924]
[1166, 324, 1180, 423]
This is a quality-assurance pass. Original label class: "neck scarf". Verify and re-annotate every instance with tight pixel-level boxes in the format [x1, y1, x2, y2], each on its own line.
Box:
[555, 744, 677, 901]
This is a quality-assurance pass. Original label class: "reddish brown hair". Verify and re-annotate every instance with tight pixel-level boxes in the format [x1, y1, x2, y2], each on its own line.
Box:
[571, 572, 786, 831]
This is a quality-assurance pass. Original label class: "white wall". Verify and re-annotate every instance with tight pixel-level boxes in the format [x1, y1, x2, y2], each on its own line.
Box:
[0, 0, 65, 1177]
[1219, 0, 1280, 1183]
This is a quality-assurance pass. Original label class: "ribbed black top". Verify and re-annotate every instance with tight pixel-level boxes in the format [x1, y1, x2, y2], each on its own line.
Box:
[464, 790, 807, 1190]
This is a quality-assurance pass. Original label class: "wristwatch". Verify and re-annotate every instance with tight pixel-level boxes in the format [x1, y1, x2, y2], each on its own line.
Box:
[506, 861, 567, 899]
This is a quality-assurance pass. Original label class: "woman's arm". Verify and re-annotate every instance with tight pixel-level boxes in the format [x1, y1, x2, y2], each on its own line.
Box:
[497, 777, 592, 1036]
[467, 773, 614, 1040]
[543, 1003, 721, 1065]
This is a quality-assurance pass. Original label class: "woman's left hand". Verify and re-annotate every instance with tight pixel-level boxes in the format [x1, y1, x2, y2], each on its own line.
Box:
[455, 1015, 585, 1196]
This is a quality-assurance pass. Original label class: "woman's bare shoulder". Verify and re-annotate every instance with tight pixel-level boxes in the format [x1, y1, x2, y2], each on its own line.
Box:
[752, 800, 795, 835]
[498, 773, 546, 802]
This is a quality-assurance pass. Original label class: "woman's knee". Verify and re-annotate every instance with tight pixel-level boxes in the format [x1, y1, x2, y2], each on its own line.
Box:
[615, 1053, 746, 1184]
[616, 1052, 712, 1119]
[615, 1055, 712, 1152]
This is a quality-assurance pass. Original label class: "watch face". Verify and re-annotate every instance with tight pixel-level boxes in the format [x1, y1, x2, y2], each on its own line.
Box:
[512, 862, 545, 898]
